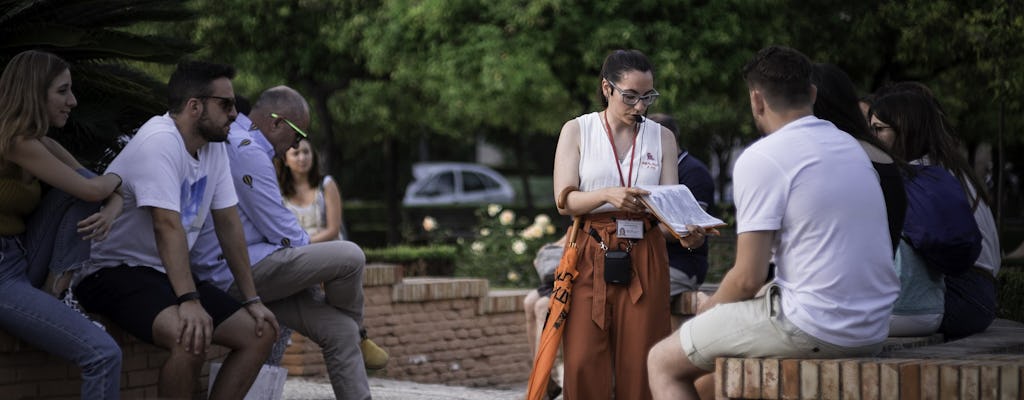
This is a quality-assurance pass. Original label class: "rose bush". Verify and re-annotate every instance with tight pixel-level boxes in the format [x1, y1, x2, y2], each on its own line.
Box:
[454, 204, 559, 288]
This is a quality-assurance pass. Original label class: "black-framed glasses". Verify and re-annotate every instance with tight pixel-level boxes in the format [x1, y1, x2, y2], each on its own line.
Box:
[197, 96, 235, 112]
[270, 112, 308, 144]
[606, 79, 659, 106]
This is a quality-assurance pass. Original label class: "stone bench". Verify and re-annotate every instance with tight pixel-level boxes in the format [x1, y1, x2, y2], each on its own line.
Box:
[714, 319, 1024, 399]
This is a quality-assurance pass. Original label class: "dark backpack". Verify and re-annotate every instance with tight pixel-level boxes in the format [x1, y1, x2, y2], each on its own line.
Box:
[901, 165, 982, 275]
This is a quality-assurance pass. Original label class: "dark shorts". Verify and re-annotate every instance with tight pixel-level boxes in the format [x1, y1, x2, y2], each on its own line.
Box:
[74, 265, 242, 344]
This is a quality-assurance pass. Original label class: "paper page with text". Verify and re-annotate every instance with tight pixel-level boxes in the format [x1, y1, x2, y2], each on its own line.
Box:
[637, 184, 726, 237]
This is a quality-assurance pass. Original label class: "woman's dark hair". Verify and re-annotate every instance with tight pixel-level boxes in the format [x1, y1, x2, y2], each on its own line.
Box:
[869, 90, 990, 208]
[276, 141, 324, 198]
[811, 63, 899, 161]
[597, 49, 653, 108]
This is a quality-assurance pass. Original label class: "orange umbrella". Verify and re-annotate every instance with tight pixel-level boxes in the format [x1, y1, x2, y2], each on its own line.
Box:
[525, 217, 583, 400]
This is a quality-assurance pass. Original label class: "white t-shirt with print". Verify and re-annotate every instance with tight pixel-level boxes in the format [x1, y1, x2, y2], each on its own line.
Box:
[733, 116, 899, 347]
[89, 113, 238, 273]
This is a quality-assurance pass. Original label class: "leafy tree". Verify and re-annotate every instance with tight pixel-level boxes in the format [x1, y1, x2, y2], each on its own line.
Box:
[0, 0, 195, 168]
[179, 0, 1024, 241]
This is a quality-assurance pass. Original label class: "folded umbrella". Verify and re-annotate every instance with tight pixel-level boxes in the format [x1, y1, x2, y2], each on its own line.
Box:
[525, 217, 582, 400]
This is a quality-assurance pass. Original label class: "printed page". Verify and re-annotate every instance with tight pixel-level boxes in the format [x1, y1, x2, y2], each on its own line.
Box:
[637, 184, 726, 236]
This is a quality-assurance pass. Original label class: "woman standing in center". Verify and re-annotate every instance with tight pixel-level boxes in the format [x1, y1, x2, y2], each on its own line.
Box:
[552, 49, 707, 400]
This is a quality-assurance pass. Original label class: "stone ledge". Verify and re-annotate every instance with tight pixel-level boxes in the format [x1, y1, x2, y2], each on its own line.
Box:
[478, 289, 530, 315]
[365, 263, 403, 286]
[392, 277, 489, 303]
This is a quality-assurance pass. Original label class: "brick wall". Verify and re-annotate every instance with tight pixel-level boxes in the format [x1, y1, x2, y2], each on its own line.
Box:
[0, 263, 535, 398]
[0, 320, 229, 399]
[281, 263, 534, 388]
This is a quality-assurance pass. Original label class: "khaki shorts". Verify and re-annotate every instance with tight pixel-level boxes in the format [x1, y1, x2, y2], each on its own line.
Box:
[679, 285, 883, 371]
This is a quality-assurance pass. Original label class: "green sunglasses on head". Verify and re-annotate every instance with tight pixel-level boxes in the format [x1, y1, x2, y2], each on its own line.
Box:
[270, 112, 308, 138]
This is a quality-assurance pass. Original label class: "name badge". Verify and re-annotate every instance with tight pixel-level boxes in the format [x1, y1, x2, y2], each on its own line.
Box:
[616, 219, 644, 239]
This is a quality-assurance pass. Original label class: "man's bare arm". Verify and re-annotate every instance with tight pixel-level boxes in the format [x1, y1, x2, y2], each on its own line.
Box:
[699, 231, 774, 313]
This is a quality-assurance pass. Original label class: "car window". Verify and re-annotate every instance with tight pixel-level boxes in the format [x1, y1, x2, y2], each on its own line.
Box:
[416, 172, 455, 197]
[463, 171, 487, 193]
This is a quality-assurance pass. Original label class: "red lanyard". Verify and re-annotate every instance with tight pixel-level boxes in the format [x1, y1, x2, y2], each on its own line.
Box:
[602, 111, 640, 187]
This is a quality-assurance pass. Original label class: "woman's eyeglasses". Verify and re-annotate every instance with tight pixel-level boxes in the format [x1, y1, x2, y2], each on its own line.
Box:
[607, 79, 659, 106]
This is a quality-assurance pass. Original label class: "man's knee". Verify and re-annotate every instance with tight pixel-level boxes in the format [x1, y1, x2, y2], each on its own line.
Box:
[523, 291, 539, 316]
[534, 296, 550, 316]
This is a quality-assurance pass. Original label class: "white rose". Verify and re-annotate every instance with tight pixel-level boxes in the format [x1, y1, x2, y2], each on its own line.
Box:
[471, 241, 485, 254]
[480, 228, 491, 237]
[512, 239, 527, 255]
[422, 216, 438, 232]
[507, 270, 521, 282]
[499, 210, 515, 226]
[487, 204, 502, 217]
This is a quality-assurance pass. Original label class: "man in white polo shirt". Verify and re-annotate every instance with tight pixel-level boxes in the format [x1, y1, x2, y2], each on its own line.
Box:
[647, 46, 900, 399]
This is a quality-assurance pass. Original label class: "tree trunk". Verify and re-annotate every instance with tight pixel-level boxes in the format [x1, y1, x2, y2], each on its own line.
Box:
[311, 88, 336, 174]
[515, 132, 534, 214]
[386, 137, 402, 245]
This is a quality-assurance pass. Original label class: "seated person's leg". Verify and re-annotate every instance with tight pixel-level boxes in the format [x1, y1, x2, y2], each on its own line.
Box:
[207, 287, 276, 400]
[532, 294, 549, 356]
[0, 271, 121, 399]
[523, 290, 540, 357]
[265, 288, 369, 399]
[941, 271, 997, 339]
[889, 313, 943, 337]
[648, 326, 706, 400]
[76, 266, 207, 398]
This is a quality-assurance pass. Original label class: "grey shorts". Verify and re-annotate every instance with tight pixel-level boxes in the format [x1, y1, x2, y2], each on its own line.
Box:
[679, 285, 883, 371]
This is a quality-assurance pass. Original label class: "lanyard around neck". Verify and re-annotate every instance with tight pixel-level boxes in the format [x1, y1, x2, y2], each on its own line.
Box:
[602, 111, 640, 188]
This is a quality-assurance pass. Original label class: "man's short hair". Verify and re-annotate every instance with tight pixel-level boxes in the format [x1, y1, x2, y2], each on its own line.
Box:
[742, 46, 813, 110]
[167, 61, 236, 114]
[647, 113, 679, 135]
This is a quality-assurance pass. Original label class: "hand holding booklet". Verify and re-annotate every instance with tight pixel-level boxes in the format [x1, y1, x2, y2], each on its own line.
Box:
[636, 184, 726, 239]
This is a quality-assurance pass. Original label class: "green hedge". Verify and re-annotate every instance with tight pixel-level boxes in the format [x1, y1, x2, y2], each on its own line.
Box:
[364, 245, 458, 276]
[997, 267, 1024, 323]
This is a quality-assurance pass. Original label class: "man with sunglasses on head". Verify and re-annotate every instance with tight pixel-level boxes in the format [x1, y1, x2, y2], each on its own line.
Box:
[190, 86, 371, 400]
[73, 61, 280, 399]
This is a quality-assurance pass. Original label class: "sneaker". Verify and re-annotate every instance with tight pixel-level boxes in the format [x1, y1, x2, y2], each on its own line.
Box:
[60, 289, 106, 331]
[360, 337, 389, 370]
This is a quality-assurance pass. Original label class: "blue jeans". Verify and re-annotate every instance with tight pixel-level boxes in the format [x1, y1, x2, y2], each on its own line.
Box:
[1, 236, 121, 399]
[24, 168, 99, 288]
[940, 268, 997, 340]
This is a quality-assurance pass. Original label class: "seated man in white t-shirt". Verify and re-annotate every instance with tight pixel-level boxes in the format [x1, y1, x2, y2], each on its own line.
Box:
[74, 61, 279, 399]
[646, 46, 900, 400]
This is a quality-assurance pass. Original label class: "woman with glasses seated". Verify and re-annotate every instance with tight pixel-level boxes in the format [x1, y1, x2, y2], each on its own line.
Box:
[550, 49, 709, 400]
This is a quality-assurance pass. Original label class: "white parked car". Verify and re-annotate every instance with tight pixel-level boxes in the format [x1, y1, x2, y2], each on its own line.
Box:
[403, 162, 515, 206]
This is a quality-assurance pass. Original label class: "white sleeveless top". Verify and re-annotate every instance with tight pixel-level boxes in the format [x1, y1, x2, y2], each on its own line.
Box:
[284, 175, 344, 240]
[577, 112, 663, 213]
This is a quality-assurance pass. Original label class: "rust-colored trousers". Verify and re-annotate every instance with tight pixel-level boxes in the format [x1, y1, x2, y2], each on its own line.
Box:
[562, 212, 671, 400]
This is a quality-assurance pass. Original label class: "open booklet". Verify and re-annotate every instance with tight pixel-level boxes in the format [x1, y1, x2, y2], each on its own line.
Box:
[636, 184, 726, 239]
